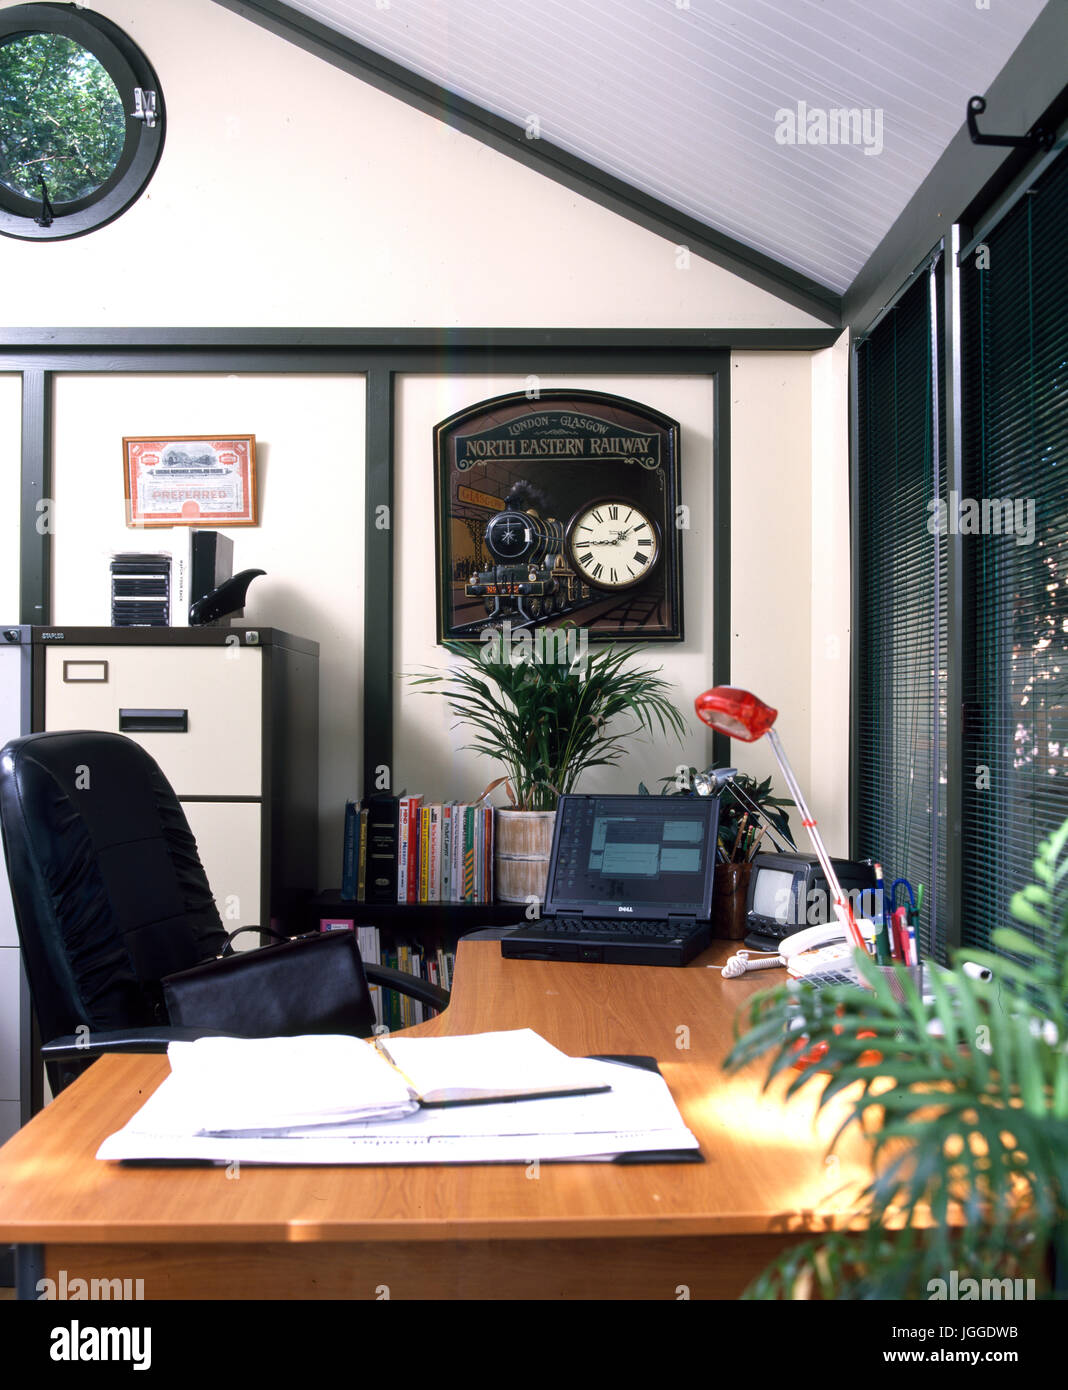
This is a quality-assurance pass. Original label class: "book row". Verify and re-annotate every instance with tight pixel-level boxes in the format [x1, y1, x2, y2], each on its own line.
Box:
[320, 922, 455, 1031]
[341, 795, 495, 903]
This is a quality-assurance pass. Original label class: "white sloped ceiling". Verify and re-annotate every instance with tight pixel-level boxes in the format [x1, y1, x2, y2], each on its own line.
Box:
[281, 0, 1046, 293]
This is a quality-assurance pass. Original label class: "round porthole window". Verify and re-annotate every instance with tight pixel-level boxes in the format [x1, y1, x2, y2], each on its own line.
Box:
[0, 4, 164, 240]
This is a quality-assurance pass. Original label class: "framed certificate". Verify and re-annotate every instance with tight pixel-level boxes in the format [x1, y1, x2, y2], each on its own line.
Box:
[123, 435, 258, 527]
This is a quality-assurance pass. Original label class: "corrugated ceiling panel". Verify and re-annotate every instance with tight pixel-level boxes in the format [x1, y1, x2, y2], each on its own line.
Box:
[283, 0, 1046, 293]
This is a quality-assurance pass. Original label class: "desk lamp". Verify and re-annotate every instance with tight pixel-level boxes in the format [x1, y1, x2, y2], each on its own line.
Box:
[694, 686, 866, 951]
[691, 765, 793, 853]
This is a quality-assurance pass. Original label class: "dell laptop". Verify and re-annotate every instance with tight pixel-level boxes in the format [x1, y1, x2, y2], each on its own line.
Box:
[501, 794, 720, 967]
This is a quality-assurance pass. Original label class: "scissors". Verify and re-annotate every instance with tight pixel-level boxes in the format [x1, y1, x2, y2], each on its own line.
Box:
[886, 878, 919, 964]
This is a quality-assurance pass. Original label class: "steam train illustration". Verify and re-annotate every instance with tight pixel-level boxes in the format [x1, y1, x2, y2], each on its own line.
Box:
[465, 508, 590, 624]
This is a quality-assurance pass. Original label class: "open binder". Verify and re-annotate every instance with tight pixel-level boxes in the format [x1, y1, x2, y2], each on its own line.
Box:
[95, 1029, 702, 1165]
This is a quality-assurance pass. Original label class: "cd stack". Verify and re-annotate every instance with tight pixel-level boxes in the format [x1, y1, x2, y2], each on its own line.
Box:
[110, 552, 186, 626]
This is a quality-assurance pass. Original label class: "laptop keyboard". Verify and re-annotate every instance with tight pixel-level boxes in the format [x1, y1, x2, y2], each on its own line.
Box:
[538, 917, 698, 939]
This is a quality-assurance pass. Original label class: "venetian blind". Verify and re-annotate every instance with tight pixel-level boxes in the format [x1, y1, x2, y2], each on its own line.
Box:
[855, 260, 947, 961]
[959, 148, 1068, 953]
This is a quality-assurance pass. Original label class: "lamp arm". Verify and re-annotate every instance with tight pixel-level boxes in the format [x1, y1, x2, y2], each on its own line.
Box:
[765, 728, 864, 950]
[720, 778, 793, 853]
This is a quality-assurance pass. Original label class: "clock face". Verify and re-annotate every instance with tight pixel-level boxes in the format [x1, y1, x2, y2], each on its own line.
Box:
[565, 500, 661, 591]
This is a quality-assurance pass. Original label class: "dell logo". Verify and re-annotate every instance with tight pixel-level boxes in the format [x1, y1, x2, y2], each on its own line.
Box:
[617, 905, 633, 913]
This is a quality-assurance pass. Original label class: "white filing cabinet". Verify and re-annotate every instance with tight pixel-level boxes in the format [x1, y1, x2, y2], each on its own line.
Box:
[35, 625, 319, 942]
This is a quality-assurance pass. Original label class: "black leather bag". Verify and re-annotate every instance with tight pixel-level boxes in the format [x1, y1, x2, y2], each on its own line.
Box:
[163, 929, 376, 1039]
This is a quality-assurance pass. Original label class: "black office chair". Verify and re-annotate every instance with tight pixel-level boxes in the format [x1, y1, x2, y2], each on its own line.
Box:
[0, 731, 448, 1095]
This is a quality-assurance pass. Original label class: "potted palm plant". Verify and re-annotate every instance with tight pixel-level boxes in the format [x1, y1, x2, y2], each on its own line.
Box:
[724, 817, 1068, 1298]
[409, 632, 686, 902]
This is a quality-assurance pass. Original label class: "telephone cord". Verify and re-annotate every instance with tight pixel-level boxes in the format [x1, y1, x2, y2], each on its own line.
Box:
[720, 950, 785, 979]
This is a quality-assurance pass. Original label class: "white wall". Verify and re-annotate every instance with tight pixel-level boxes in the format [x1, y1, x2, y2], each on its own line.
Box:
[50, 373, 365, 883]
[395, 374, 717, 803]
[0, 0, 851, 885]
[729, 353, 812, 848]
[395, 354, 852, 849]
[725, 343, 851, 856]
[810, 333, 852, 854]
[0, 0, 823, 331]
[0, 377, 19, 619]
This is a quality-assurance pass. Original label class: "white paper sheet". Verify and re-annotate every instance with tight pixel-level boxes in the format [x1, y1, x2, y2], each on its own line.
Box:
[378, 1027, 593, 1101]
[165, 1033, 416, 1132]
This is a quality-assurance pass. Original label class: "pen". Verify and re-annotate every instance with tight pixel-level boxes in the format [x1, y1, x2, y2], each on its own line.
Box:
[872, 862, 892, 965]
[891, 907, 910, 963]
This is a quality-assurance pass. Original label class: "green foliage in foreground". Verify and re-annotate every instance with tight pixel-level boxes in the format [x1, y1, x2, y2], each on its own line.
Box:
[725, 818, 1068, 1298]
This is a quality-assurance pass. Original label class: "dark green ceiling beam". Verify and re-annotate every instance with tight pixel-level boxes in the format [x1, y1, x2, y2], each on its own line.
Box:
[844, 1, 1068, 334]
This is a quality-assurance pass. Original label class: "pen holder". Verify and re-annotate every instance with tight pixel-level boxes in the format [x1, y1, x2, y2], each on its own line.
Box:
[711, 862, 751, 940]
[867, 962, 924, 1005]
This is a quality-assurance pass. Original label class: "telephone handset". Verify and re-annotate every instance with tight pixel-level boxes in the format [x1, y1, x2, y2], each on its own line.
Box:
[780, 923, 849, 958]
[721, 923, 854, 979]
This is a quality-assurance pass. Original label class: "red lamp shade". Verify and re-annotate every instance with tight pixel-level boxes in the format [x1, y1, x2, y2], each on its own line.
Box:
[695, 686, 778, 742]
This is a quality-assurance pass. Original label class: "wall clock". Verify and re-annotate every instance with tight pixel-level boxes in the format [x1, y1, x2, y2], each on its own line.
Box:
[434, 390, 683, 644]
[565, 499, 662, 592]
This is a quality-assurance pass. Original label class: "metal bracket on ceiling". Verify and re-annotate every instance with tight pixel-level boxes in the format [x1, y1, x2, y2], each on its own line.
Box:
[966, 95, 1054, 152]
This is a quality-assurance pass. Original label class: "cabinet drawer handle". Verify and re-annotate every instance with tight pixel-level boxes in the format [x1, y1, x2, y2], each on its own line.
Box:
[119, 708, 189, 733]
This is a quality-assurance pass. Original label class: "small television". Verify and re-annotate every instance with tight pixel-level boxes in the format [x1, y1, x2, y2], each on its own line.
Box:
[744, 851, 878, 951]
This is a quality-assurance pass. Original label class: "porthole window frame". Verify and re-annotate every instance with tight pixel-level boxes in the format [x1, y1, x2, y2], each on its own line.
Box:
[0, 3, 165, 241]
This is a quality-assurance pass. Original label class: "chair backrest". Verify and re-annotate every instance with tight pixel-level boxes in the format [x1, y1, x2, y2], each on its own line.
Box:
[0, 731, 228, 1053]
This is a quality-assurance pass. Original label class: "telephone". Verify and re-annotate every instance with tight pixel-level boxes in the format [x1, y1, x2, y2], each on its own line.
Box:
[721, 921, 873, 979]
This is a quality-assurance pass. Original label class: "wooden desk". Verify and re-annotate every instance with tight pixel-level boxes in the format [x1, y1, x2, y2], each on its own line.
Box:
[0, 941, 871, 1299]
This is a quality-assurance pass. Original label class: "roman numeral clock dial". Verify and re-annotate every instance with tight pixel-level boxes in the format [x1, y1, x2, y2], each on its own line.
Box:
[565, 500, 661, 591]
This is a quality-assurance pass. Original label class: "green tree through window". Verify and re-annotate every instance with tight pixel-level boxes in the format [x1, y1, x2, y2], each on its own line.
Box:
[0, 32, 124, 204]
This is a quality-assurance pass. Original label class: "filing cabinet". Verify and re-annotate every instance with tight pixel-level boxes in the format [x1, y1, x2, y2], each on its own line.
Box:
[34, 626, 319, 940]
[0, 627, 31, 1146]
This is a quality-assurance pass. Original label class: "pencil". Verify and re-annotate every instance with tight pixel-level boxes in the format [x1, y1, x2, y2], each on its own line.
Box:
[730, 813, 749, 862]
[746, 827, 766, 862]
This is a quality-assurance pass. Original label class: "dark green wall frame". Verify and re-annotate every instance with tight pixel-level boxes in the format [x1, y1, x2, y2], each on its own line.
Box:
[3, 326, 836, 795]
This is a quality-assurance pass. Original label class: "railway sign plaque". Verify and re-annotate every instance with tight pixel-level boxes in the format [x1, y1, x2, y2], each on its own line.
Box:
[433, 390, 683, 644]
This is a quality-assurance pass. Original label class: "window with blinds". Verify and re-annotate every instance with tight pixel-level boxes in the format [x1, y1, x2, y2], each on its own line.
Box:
[959, 149, 1068, 954]
[854, 263, 947, 960]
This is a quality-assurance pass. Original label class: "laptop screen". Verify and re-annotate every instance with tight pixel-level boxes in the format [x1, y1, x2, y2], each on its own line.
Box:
[546, 795, 720, 918]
